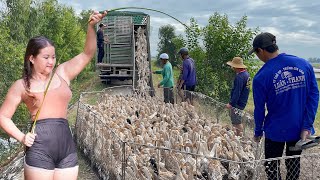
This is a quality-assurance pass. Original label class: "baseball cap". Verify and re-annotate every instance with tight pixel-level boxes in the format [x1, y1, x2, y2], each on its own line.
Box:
[159, 53, 169, 60]
[177, 47, 189, 55]
[248, 32, 277, 55]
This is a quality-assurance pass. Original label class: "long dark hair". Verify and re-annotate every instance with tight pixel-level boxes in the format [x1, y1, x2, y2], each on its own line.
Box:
[23, 36, 55, 90]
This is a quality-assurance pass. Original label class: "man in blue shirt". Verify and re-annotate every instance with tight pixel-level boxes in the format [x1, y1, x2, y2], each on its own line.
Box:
[177, 47, 197, 105]
[249, 32, 319, 180]
[97, 23, 106, 63]
[226, 57, 250, 136]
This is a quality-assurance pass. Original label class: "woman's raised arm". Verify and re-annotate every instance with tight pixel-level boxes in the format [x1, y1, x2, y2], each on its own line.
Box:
[57, 11, 107, 84]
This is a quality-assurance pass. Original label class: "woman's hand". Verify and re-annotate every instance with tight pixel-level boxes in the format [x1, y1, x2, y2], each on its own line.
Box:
[22, 132, 37, 147]
[88, 10, 107, 26]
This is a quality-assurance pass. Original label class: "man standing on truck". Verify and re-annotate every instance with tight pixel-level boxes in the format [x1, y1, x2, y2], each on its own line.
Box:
[97, 23, 106, 63]
[153, 53, 174, 104]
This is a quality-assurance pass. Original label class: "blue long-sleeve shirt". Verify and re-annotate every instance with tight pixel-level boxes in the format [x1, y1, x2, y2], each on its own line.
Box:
[182, 57, 196, 86]
[253, 53, 319, 142]
[97, 29, 104, 45]
[230, 71, 250, 108]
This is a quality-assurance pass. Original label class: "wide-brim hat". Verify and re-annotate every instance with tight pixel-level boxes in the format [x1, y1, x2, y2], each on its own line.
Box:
[226, 57, 247, 68]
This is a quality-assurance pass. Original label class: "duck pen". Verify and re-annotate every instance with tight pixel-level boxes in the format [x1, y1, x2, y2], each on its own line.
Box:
[75, 86, 320, 180]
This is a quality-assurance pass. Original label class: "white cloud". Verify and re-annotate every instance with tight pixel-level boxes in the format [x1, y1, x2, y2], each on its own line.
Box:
[247, 0, 272, 10]
[285, 32, 320, 45]
[60, 1, 83, 14]
[286, 4, 300, 13]
[151, 17, 171, 26]
[295, 18, 316, 28]
[260, 27, 320, 46]
[0, 1, 6, 12]
[150, 17, 185, 33]
[260, 27, 281, 37]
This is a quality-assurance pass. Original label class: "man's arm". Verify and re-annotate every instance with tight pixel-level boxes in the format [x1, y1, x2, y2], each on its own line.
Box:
[303, 66, 319, 134]
[153, 69, 163, 74]
[229, 76, 244, 107]
[159, 66, 170, 86]
[253, 78, 267, 137]
[182, 61, 189, 82]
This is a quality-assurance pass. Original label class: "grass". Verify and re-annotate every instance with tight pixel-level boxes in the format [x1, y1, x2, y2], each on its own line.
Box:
[245, 91, 254, 115]
[70, 71, 106, 105]
[68, 71, 106, 126]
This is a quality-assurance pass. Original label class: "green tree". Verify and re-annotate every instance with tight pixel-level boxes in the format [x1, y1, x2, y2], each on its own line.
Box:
[78, 9, 96, 71]
[0, 0, 88, 126]
[78, 10, 93, 31]
[184, 18, 207, 93]
[171, 34, 185, 66]
[1, 0, 86, 65]
[186, 17, 201, 51]
[0, 25, 29, 125]
[157, 25, 178, 66]
[308, 57, 320, 64]
[3, 0, 32, 43]
[38, 0, 86, 65]
[201, 13, 258, 102]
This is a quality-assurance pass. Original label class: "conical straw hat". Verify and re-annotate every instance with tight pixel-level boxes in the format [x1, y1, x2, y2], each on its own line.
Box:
[226, 57, 247, 68]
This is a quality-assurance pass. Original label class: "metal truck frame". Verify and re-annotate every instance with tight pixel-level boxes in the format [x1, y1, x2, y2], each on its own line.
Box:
[96, 11, 153, 89]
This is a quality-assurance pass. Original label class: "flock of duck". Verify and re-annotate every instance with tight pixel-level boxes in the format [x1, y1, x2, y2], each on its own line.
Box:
[77, 93, 257, 180]
[76, 26, 257, 180]
[134, 27, 151, 95]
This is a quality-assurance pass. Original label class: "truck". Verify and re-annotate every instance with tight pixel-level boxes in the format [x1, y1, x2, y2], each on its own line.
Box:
[96, 11, 154, 90]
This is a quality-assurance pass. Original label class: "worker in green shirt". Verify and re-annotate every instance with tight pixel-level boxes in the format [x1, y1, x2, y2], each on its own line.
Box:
[153, 53, 174, 104]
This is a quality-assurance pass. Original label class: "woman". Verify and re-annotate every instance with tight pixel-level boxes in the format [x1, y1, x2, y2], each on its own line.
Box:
[0, 11, 106, 180]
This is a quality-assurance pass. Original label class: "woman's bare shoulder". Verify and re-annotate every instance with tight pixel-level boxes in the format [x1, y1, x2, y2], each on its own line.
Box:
[8, 79, 26, 94]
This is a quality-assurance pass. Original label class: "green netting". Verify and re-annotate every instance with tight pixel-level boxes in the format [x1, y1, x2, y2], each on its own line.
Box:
[132, 15, 148, 25]
[107, 11, 148, 17]
[106, 11, 149, 25]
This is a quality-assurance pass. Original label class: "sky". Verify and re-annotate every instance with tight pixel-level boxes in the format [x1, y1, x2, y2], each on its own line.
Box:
[58, 0, 320, 59]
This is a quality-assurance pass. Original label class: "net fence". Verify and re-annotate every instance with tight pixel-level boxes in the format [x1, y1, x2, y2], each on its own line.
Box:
[75, 85, 320, 180]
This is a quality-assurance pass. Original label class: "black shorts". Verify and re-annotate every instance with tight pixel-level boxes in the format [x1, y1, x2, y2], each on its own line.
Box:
[25, 118, 78, 170]
[183, 85, 195, 100]
[230, 106, 245, 125]
[163, 87, 174, 104]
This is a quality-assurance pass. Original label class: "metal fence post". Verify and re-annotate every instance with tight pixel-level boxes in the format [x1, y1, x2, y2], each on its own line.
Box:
[91, 114, 96, 169]
[122, 141, 126, 180]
